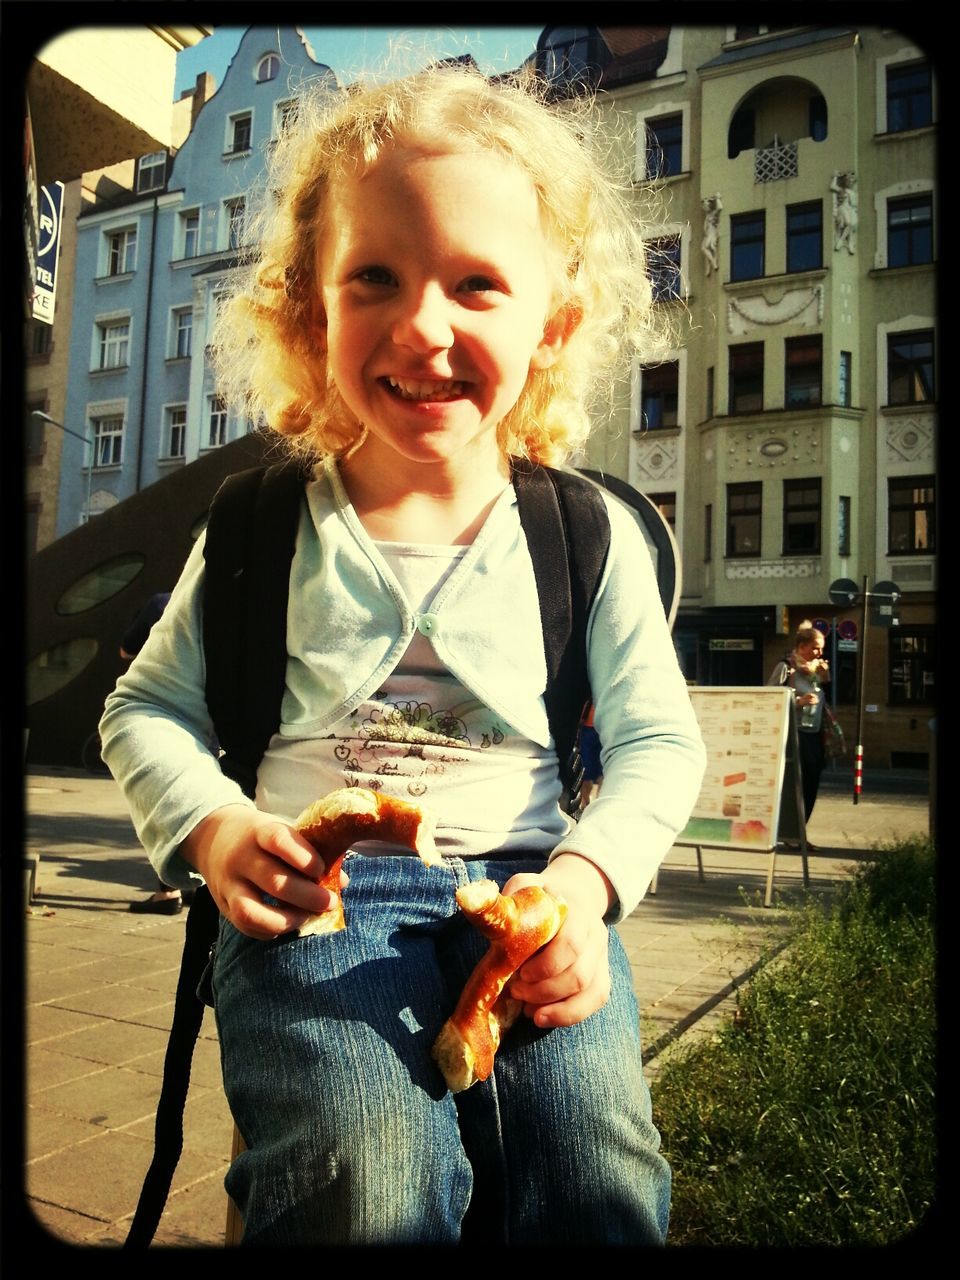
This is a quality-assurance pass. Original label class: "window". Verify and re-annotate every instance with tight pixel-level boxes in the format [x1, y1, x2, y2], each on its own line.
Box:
[733, 24, 797, 40]
[887, 195, 933, 268]
[106, 228, 137, 276]
[29, 320, 52, 357]
[728, 105, 755, 158]
[808, 94, 828, 142]
[538, 26, 600, 86]
[706, 366, 715, 419]
[886, 61, 932, 132]
[26, 403, 46, 461]
[97, 320, 129, 369]
[888, 628, 935, 706]
[646, 114, 682, 178]
[136, 151, 166, 193]
[783, 479, 821, 554]
[92, 414, 123, 467]
[887, 331, 934, 405]
[26, 500, 41, 556]
[639, 362, 679, 429]
[180, 210, 200, 259]
[256, 53, 280, 83]
[785, 335, 822, 408]
[275, 99, 299, 136]
[838, 495, 851, 556]
[729, 342, 763, 413]
[164, 405, 186, 458]
[648, 236, 682, 302]
[226, 198, 246, 250]
[228, 113, 252, 154]
[704, 503, 713, 562]
[648, 492, 676, 532]
[172, 308, 192, 359]
[207, 395, 228, 448]
[839, 351, 852, 407]
[726, 482, 762, 557]
[730, 212, 764, 280]
[786, 202, 822, 273]
[888, 476, 935, 554]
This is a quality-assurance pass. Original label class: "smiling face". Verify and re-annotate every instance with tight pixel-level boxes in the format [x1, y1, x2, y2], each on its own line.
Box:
[317, 145, 570, 481]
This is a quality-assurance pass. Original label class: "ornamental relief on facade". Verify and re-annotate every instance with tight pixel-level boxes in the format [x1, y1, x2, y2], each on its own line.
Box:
[724, 424, 822, 474]
[885, 414, 935, 465]
[727, 284, 823, 335]
[630, 434, 678, 483]
[725, 558, 822, 580]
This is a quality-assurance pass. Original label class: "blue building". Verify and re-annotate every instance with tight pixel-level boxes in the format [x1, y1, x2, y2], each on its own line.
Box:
[57, 28, 338, 534]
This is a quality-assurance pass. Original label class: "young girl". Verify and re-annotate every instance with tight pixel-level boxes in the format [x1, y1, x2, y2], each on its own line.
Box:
[101, 66, 706, 1246]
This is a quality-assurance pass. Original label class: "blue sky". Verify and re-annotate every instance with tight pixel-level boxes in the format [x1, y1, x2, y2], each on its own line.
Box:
[175, 26, 546, 98]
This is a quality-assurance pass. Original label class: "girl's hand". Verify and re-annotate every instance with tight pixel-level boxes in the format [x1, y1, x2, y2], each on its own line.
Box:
[503, 853, 615, 1029]
[180, 804, 348, 940]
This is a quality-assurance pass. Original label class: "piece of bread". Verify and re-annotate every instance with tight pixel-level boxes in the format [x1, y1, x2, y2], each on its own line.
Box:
[294, 788, 439, 936]
[432, 880, 566, 1093]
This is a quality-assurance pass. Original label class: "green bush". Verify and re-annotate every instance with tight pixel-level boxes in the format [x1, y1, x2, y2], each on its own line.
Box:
[652, 839, 936, 1247]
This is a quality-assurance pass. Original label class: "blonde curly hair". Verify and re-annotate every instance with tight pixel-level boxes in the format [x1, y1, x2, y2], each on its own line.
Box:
[213, 63, 671, 466]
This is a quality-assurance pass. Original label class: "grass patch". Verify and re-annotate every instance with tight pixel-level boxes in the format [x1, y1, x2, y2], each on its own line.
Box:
[652, 838, 936, 1246]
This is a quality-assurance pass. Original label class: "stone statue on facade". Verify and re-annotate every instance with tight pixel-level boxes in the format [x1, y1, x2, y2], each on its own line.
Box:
[830, 171, 858, 254]
[701, 193, 722, 276]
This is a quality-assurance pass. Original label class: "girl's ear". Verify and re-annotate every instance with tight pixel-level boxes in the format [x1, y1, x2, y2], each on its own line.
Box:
[530, 302, 582, 371]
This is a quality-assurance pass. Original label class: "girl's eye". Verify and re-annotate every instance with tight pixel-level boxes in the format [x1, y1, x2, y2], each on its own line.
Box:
[460, 275, 498, 294]
[356, 266, 396, 286]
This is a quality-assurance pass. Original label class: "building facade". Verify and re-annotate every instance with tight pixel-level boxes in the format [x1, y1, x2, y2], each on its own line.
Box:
[23, 23, 212, 554]
[29, 23, 935, 771]
[56, 28, 337, 533]
[548, 23, 935, 769]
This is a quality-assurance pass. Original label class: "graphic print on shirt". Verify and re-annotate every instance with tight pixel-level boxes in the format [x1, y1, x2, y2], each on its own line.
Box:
[329, 690, 506, 798]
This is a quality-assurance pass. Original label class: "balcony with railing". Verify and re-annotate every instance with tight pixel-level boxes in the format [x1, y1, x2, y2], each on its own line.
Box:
[755, 136, 799, 183]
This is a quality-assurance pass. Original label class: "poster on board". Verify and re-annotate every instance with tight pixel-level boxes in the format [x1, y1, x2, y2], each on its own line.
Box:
[677, 686, 795, 851]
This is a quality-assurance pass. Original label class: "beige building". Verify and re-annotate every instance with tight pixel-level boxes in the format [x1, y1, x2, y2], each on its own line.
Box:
[24, 23, 212, 552]
[548, 24, 935, 770]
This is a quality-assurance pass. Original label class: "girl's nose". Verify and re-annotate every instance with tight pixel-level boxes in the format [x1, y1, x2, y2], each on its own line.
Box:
[392, 286, 454, 352]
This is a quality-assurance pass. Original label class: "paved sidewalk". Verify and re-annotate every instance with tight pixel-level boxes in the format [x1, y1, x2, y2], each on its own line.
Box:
[21, 764, 929, 1248]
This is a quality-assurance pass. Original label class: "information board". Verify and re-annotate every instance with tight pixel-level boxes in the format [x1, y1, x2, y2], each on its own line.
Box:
[679, 686, 792, 850]
[658, 686, 808, 906]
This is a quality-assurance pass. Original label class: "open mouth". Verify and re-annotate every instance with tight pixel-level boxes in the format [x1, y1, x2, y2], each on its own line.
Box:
[384, 376, 466, 402]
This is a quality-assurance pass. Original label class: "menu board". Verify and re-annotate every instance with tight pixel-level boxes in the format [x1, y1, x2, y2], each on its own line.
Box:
[677, 686, 793, 851]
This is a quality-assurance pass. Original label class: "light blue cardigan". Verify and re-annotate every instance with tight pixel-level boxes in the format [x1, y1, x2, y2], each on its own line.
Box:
[100, 458, 705, 920]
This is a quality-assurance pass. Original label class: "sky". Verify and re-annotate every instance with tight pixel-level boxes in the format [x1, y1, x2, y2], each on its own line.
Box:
[175, 26, 546, 98]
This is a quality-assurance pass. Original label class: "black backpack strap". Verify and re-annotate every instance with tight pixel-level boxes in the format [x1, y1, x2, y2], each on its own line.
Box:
[512, 461, 610, 792]
[203, 459, 307, 797]
[125, 459, 306, 1248]
[123, 886, 220, 1248]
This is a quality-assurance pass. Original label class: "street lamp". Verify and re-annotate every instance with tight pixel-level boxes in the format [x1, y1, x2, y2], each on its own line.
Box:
[31, 411, 93, 525]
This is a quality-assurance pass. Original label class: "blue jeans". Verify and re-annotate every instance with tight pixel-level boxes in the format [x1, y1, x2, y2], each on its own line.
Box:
[211, 853, 670, 1245]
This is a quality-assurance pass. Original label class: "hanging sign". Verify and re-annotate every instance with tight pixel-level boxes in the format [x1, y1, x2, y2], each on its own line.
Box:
[33, 181, 65, 324]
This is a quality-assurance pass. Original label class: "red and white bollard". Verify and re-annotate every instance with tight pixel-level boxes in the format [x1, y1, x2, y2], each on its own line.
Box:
[853, 742, 863, 804]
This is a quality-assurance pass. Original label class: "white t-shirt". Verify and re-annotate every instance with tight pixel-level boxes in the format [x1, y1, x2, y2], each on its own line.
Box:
[256, 539, 571, 856]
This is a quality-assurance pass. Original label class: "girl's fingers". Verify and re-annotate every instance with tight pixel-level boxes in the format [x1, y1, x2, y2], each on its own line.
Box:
[255, 821, 328, 877]
[223, 882, 317, 940]
[524, 979, 610, 1028]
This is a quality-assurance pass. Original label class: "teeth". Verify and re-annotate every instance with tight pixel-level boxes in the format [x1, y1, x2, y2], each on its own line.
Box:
[387, 377, 464, 401]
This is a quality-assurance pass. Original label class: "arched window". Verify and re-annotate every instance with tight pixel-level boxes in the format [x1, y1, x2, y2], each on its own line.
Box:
[538, 27, 601, 87]
[256, 54, 280, 83]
